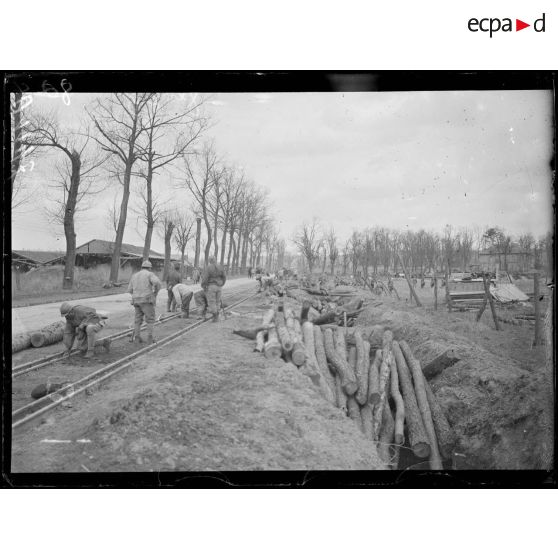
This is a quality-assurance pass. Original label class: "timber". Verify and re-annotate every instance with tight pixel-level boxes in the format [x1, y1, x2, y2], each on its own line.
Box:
[301, 321, 326, 384]
[422, 349, 460, 380]
[334, 327, 348, 361]
[360, 403, 374, 440]
[347, 396, 363, 431]
[368, 325, 385, 350]
[334, 373, 348, 413]
[255, 330, 266, 352]
[367, 349, 381, 405]
[233, 325, 270, 340]
[264, 327, 282, 359]
[378, 403, 398, 469]
[275, 310, 294, 354]
[300, 300, 311, 323]
[392, 341, 430, 458]
[389, 354, 405, 445]
[323, 328, 358, 395]
[354, 331, 369, 405]
[12, 333, 32, 353]
[373, 350, 392, 440]
[399, 340, 443, 469]
[424, 380, 456, 460]
[290, 317, 306, 367]
[30, 320, 66, 348]
[313, 325, 338, 399]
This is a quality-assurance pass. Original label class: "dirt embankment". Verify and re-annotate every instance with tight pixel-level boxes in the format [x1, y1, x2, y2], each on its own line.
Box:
[357, 302, 553, 469]
[12, 296, 385, 472]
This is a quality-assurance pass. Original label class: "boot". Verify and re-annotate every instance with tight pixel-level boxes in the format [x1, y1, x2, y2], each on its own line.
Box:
[146, 323, 155, 344]
[133, 323, 143, 345]
[83, 329, 96, 358]
[103, 338, 111, 352]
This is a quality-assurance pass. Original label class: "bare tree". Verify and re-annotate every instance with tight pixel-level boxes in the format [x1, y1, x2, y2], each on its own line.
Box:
[11, 92, 40, 209]
[22, 114, 107, 288]
[174, 210, 196, 277]
[136, 94, 208, 259]
[325, 228, 339, 275]
[293, 219, 321, 274]
[184, 142, 220, 265]
[88, 93, 155, 283]
[158, 210, 176, 281]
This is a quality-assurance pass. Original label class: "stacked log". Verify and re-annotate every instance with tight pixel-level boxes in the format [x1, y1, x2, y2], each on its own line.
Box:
[354, 331, 369, 405]
[12, 332, 32, 353]
[30, 320, 66, 348]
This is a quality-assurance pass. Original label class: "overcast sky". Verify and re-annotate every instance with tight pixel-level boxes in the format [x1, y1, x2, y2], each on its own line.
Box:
[12, 90, 554, 254]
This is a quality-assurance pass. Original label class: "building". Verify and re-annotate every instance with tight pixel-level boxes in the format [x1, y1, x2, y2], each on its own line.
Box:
[470, 243, 543, 273]
[46, 239, 180, 273]
[12, 250, 65, 271]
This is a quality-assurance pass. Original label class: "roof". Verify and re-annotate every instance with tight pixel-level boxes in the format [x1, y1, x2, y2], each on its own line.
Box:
[12, 250, 65, 265]
[75, 239, 165, 259]
[491, 283, 530, 303]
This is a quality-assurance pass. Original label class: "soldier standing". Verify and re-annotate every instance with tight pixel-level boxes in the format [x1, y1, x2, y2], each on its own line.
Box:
[127, 260, 161, 344]
[201, 256, 226, 322]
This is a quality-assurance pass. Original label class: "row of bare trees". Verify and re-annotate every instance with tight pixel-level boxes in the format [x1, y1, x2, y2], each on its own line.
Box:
[294, 220, 551, 277]
[11, 92, 279, 288]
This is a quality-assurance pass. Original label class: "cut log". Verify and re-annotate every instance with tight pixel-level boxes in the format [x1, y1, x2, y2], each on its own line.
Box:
[313, 325, 338, 399]
[354, 331, 369, 405]
[262, 308, 275, 327]
[301, 321, 326, 384]
[255, 330, 266, 352]
[422, 349, 460, 380]
[334, 373, 348, 414]
[392, 341, 430, 458]
[290, 318, 306, 366]
[360, 403, 374, 440]
[12, 333, 32, 353]
[424, 380, 456, 460]
[373, 353, 392, 440]
[334, 327, 348, 361]
[367, 349, 382, 404]
[323, 328, 358, 396]
[275, 311, 294, 354]
[378, 402, 396, 467]
[300, 300, 311, 323]
[399, 340, 443, 470]
[368, 325, 385, 350]
[389, 354, 405, 445]
[347, 396, 363, 431]
[264, 327, 282, 359]
[311, 310, 338, 326]
[30, 320, 66, 348]
[233, 325, 270, 340]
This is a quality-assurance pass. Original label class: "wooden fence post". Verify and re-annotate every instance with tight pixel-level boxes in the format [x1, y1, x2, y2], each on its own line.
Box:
[534, 272, 542, 345]
[484, 274, 500, 331]
[396, 253, 422, 307]
[434, 274, 438, 311]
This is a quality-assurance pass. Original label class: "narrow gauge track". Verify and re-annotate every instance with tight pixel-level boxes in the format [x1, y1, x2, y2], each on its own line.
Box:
[12, 287, 257, 430]
[12, 285, 253, 377]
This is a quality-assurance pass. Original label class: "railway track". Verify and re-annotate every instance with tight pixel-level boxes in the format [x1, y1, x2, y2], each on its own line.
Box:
[12, 286, 257, 430]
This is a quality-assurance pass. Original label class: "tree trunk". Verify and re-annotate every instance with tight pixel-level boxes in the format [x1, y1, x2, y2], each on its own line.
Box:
[360, 403, 374, 440]
[62, 154, 81, 290]
[109, 158, 133, 283]
[389, 355, 405, 445]
[313, 325, 338, 402]
[142, 161, 154, 260]
[180, 247, 186, 279]
[434, 275, 438, 310]
[163, 222, 174, 282]
[354, 331, 369, 405]
[368, 349, 381, 404]
[423, 380, 456, 460]
[264, 327, 282, 359]
[323, 328, 358, 395]
[392, 341, 430, 458]
[220, 223, 228, 266]
[30, 320, 66, 347]
[194, 217, 202, 268]
[226, 228, 235, 270]
[378, 403, 397, 468]
[397, 252, 422, 306]
[399, 340, 443, 470]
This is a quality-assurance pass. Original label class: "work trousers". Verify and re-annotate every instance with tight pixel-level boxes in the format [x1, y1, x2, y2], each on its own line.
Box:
[206, 284, 222, 316]
[178, 291, 193, 317]
[69, 323, 103, 353]
[133, 302, 155, 341]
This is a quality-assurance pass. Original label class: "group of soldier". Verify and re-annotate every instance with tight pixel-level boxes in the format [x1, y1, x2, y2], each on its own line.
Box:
[58, 256, 227, 358]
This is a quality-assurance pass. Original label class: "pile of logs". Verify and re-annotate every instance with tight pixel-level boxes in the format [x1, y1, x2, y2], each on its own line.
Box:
[236, 300, 456, 470]
[12, 320, 66, 353]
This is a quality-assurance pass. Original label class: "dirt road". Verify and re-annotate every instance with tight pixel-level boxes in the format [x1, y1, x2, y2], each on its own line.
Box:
[12, 277, 254, 336]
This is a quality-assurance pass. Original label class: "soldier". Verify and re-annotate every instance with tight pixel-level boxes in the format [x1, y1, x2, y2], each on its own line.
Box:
[166, 263, 182, 312]
[60, 302, 109, 359]
[127, 259, 161, 344]
[172, 283, 193, 318]
[201, 255, 226, 322]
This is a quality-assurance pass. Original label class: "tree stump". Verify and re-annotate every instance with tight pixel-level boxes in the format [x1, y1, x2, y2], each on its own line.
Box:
[399, 340, 443, 470]
[392, 341, 430, 458]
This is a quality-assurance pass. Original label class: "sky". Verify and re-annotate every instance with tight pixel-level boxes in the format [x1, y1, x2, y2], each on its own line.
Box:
[11, 89, 554, 254]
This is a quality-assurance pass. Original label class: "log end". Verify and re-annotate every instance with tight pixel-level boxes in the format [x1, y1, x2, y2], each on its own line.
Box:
[291, 349, 307, 367]
[355, 393, 367, 406]
[368, 392, 381, 405]
[342, 381, 358, 396]
[394, 433, 405, 445]
[412, 442, 431, 459]
[264, 344, 282, 359]
[30, 332, 46, 347]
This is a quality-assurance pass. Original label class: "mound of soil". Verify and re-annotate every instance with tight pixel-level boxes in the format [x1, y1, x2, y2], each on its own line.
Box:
[357, 303, 553, 469]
